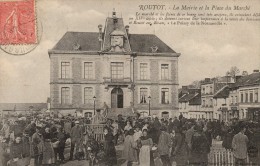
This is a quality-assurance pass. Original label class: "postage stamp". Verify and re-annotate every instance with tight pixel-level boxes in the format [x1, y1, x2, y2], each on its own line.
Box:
[0, 0, 41, 55]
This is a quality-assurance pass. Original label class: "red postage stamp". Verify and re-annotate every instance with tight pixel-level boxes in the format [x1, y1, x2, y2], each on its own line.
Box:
[0, 0, 36, 45]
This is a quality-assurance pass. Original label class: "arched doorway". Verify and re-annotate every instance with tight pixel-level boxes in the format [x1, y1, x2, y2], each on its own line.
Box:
[111, 87, 123, 108]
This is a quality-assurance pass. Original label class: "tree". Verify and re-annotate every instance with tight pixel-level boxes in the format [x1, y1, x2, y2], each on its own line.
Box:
[227, 66, 240, 78]
[188, 80, 201, 89]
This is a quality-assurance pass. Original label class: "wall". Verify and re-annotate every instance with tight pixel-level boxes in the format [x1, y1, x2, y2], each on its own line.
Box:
[50, 53, 179, 117]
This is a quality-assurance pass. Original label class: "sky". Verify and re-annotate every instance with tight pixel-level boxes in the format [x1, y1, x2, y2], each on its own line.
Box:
[0, 0, 259, 103]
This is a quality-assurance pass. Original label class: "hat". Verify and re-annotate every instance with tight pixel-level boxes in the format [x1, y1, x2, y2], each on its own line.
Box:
[75, 121, 79, 124]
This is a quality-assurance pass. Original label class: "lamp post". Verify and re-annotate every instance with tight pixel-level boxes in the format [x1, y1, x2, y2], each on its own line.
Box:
[148, 96, 151, 116]
[93, 96, 96, 115]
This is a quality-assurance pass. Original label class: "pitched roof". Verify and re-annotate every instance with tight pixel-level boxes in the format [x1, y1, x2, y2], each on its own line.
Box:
[128, 34, 176, 53]
[234, 72, 260, 87]
[179, 94, 196, 102]
[189, 94, 201, 105]
[52, 32, 101, 51]
[213, 85, 230, 98]
[0, 103, 47, 112]
[51, 32, 176, 54]
[50, 15, 176, 54]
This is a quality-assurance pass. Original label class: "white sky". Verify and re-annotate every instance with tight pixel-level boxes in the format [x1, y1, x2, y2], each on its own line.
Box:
[0, 0, 259, 103]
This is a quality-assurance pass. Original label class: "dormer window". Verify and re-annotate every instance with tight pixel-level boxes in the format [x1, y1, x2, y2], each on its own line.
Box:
[73, 43, 81, 50]
[110, 29, 125, 52]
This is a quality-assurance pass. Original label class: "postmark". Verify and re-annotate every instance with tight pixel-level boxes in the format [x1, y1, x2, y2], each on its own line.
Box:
[0, 0, 41, 55]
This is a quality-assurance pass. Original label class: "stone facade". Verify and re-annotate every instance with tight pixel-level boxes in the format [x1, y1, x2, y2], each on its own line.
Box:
[49, 12, 180, 119]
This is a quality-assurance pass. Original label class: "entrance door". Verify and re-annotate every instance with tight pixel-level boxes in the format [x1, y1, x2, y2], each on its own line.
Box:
[111, 88, 123, 108]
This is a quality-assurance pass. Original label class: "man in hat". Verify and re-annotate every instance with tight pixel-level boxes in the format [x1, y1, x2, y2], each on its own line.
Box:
[69, 120, 83, 160]
[232, 123, 249, 165]
[32, 125, 44, 166]
[157, 126, 171, 166]
[92, 109, 106, 124]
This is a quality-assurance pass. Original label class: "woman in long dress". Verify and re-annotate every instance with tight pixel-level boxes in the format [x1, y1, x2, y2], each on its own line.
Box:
[103, 127, 117, 166]
[123, 129, 138, 166]
[138, 129, 154, 166]
[42, 127, 55, 165]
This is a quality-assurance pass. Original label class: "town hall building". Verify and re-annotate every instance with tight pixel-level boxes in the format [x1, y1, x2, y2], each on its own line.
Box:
[48, 11, 180, 119]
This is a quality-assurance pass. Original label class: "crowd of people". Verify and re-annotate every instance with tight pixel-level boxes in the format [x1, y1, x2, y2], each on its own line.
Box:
[0, 110, 259, 166]
[122, 115, 260, 166]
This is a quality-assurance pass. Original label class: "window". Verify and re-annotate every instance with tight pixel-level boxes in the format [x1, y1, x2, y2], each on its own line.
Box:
[231, 96, 233, 104]
[84, 62, 94, 79]
[202, 88, 205, 94]
[84, 87, 93, 104]
[255, 92, 258, 102]
[111, 62, 124, 80]
[250, 93, 253, 102]
[235, 96, 237, 103]
[241, 93, 244, 103]
[61, 62, 70, 78]
[210, 86, 213, 94]
[245, 93, 248, 102]
[210, 99, 213, 107]
[161, 88, 169, 104]
[140, 63, 148, 80]
[161, 64, 169, 80]
[140, 88, 148, 104]
[61, 87, 70, 104]
[203, 100, 206, 106]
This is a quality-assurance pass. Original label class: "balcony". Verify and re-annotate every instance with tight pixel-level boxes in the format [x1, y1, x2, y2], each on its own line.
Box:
[103, 77, 132, 87]
[230, 103, 238, 106]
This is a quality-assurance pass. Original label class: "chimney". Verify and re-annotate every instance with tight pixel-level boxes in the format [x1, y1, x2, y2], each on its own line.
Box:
[253, 69, 259, 73]
[125, 25, 129, 36]
[98, 24, 103, 50]
[182, 86, 189, 94]
[205, 78, 211, 82]
[182, 86, 188, 91]
[98, 24, 102, 41]
[242, 71, 248, 76]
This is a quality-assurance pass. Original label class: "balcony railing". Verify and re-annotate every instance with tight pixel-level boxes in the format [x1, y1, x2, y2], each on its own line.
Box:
[230, 103, 238, 106]
[103, 77, 131, 83]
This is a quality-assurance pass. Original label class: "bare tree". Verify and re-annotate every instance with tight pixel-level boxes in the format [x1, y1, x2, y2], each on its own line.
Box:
[227, 66, 240, 78]
[188, 80, 201, 89]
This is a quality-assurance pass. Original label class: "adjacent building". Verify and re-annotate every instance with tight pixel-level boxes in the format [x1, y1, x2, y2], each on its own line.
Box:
[231, 70, 260, 121]
[48, 11, 180, 119]
[200, 76, 234, 120]
[0, 103, 48, 117]
[179, 86, 201, 119]
[179, 70, 260, 121]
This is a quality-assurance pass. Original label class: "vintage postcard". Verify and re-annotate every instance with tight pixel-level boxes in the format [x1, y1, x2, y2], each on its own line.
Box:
[0, 0, 259, 165]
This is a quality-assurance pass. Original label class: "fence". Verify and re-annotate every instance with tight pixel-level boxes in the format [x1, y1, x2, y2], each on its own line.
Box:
[208, 149, 255, 166]
[85, 124, 106, 142]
